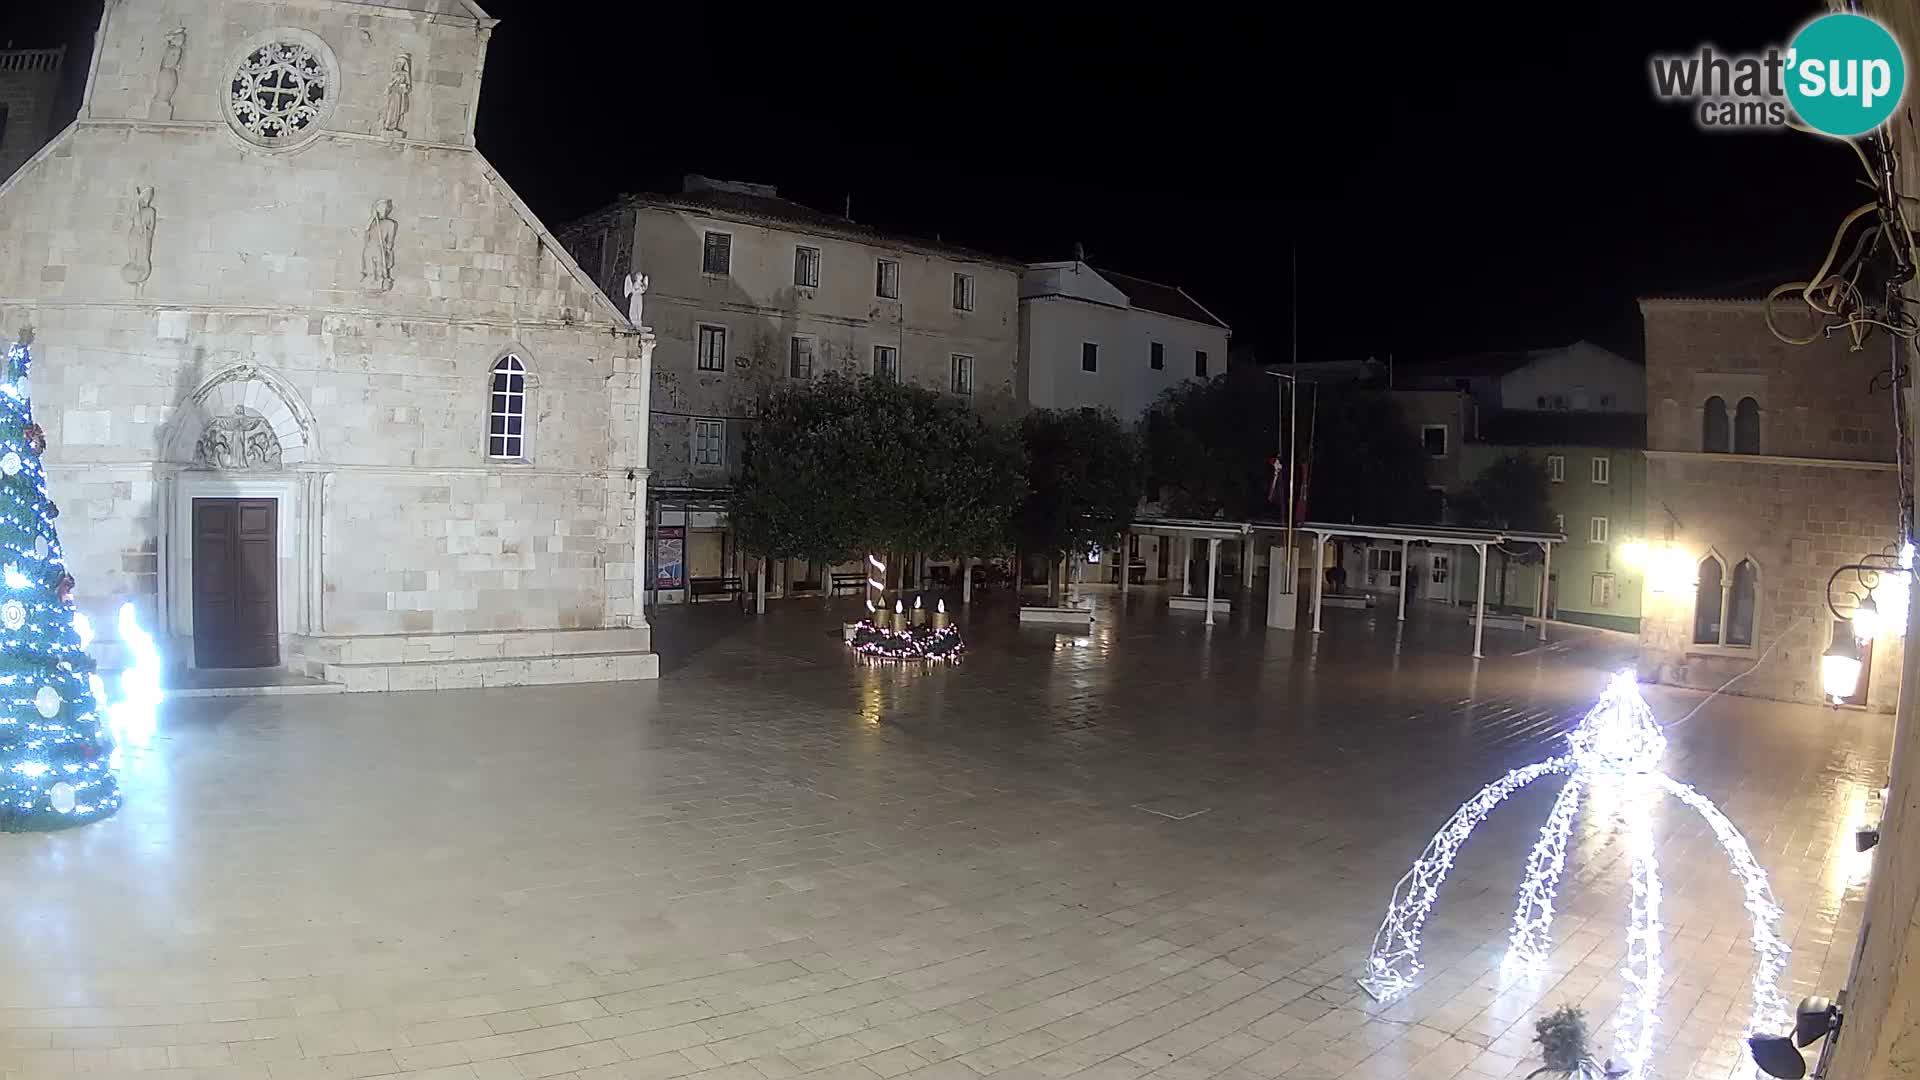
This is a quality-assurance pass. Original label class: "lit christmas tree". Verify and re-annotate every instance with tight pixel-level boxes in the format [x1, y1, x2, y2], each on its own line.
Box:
[0, 333, 118, 829]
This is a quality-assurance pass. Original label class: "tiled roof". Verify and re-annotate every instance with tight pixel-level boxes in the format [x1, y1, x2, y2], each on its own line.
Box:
[614, 189, 1021, 268]
[1097, 269, 1230, 330]
[1475, 410, 1647, 449]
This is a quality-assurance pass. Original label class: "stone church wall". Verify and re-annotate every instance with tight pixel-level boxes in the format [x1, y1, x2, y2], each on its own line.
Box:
[0, 0, 653, 685]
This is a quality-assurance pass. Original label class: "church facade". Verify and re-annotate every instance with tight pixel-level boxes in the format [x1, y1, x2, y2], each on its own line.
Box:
[0, 0, 657, 689]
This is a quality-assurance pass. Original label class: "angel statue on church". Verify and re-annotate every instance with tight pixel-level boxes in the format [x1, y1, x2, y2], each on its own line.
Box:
[623, 270, 648, 328]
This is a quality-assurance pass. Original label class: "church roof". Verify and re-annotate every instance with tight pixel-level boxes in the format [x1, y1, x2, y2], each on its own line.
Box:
[342, 0, 495, 23]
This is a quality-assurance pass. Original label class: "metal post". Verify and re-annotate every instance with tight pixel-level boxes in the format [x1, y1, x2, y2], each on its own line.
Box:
[1119, 534, 1130, 597]
[1180, 536, 1191, 596]
[1205, 537, 1219, 626]
[755, 558, 767, 614]
[1312, 532, 1324, 633]
[1473, 543, 1488, 659]
[1397, 538, 1409, 622]
[962, 557, 973, 605]
[1241, 532, 1254, 590]
[1538, 541, 1552, 641]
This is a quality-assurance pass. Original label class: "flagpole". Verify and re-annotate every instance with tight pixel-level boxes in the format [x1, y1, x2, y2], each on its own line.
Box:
[1286, 244, 1299, 589]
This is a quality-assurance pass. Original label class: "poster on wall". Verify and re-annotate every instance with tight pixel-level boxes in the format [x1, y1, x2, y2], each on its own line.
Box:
[654, 526, 685, 589]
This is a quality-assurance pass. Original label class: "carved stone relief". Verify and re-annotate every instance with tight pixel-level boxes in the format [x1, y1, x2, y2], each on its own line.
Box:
[122, 186, 156, 286]
[380, 54, 412, 137]
[361, 198, 396, 294]
[193, 406, 283, 471]
[150, 27, 185, 121]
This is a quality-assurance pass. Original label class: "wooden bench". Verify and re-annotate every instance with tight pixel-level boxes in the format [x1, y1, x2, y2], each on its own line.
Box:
[690, 576, 744, 599]
[830, 572, 867, 595]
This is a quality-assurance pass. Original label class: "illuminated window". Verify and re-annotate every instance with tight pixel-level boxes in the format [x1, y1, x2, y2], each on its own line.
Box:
[487, 354, 527, 461]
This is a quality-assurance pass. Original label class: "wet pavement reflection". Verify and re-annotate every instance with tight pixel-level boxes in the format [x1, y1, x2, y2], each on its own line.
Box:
[0, 588, 1885, 1080]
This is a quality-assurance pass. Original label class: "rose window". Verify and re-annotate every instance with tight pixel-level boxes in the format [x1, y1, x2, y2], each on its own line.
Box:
[227, 42, 329, 145]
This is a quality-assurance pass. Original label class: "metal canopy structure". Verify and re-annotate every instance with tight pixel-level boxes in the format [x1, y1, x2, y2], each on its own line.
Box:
[1300, 521, 1566, 658]
[1129, 518, 1291, 626]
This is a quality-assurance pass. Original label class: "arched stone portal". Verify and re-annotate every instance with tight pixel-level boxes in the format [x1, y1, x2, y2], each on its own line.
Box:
[156, 363, 324, 668]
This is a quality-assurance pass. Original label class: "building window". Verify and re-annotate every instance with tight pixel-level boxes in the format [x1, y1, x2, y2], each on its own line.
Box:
[1588, 516, 1609, 544]
[1591, 456, 1610, 485]
[1547, 454, 1565, 483]
[1421, 424, 1448, 458]
[1727, 559, 1757, 645]
[1431, 554, 1450, 584]
[702, 231, 732, 275]
[873, 345, 898, 382]
[1195, 350, 1209, 377]
[951, 354, 973, 395]
[0, 105, 10, 149]
[1703, 396, 1730, 453]
[1600, 393, 1616, 408]
[1082, 343, 1099, 372]
[692, 419, 725, 467]
[1591, 573, 1615, 607]
[1735, 396, 1760, 454]
[1691, 554, 1755, 647]
[697, 324, 727, 372]
[794, 245, 821, 288]
[876, 259, 900, 299]
[487, 354, 528, 461]
[953, 272, 974, 311]
[1535, 393, 1569, 410]
[789, 336, 815, 379]
[1693, 556, 1724, 644]
[1553, 513, 1566, 534]
[1150, 342, 1165, 370]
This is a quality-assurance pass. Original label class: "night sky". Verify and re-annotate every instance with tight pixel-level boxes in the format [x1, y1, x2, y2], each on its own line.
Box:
[6, 1, 1871, 362]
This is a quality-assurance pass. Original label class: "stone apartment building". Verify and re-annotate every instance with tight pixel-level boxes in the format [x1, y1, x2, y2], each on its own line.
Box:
[560, 177, 1021, 602]
[0, 0, 657, 689]
[1638, 296, 1903, 709]
[1358, 343, 1648, 630]
[0, 46, 66, 183]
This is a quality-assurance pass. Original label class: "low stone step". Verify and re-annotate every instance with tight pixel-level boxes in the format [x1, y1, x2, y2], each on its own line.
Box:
[322, 650, 659, 693]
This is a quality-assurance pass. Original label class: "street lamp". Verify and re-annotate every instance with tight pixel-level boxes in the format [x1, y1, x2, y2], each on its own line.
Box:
[1822, 621, 1863, 704]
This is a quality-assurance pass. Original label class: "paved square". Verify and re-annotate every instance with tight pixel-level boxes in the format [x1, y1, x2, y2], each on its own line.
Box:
[0, 596, 1886, 1080]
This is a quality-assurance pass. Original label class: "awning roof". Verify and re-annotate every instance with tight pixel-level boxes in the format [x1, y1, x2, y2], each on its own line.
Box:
[1131, 517, 1293, 539]
[1300, 521, 1565, 547]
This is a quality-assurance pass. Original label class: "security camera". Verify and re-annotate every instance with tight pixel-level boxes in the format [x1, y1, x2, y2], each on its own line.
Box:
[1857, 826, 1880, 852]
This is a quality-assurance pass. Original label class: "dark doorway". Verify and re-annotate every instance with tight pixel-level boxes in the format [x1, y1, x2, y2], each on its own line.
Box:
[192, 498, 278, 668]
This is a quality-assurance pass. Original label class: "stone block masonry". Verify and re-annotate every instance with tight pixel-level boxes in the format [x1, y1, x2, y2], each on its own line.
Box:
[0, 0, 656, 687]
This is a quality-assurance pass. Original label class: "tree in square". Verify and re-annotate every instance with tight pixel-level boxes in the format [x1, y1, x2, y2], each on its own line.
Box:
[0, 334, 118, 829]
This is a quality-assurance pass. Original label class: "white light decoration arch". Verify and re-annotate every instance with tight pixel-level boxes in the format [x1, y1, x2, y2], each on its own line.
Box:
[221, 29, 339, 151]
[1358, 673, 1789, 1080]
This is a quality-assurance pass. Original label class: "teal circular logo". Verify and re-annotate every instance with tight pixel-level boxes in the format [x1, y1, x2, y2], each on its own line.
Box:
[1787, 13, 1906, 137]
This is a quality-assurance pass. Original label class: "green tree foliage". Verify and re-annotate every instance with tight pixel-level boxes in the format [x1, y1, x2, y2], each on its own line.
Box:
[731, 373, 1024, 582]
[1145, 373, 1432, 525]
[1018, 408, 1141, 590]
[1304, 385, 1435, 525]
[1450, 452, 1553, 607]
